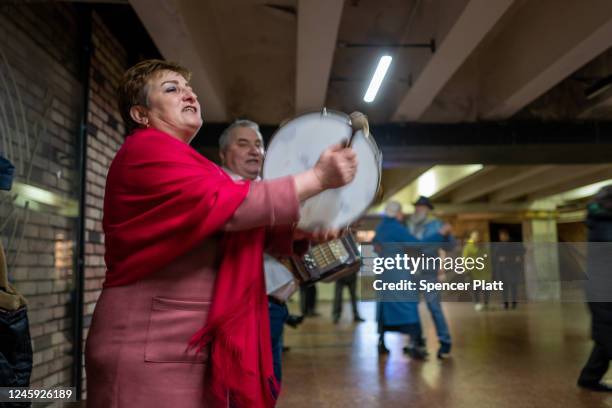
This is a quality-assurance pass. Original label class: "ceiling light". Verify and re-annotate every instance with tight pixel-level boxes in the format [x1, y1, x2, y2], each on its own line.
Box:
[364, 55, 392, 103]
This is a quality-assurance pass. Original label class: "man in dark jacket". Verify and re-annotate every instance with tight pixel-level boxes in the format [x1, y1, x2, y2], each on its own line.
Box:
[578, 185, 612, 392]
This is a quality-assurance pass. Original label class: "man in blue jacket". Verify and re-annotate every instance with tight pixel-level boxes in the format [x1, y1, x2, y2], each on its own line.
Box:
[407, 196, 455, 359]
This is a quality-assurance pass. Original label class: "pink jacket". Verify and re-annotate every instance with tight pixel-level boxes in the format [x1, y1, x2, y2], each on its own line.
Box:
[85, 178, 299, 407]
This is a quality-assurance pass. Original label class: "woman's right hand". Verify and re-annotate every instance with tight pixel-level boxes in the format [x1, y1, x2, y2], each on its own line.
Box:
[293, 144, 358, 201]
[312, 144, 358, 189]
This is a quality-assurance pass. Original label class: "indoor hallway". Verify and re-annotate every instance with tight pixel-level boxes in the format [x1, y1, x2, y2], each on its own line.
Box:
[279, 301, 610, 408]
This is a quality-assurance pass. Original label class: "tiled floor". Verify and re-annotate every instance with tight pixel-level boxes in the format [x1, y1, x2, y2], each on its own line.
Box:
[74, 300, 611, 408]
[277, 300, 611, 408]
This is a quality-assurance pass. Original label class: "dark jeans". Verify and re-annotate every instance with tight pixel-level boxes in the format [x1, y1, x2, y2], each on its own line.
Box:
[269, 301, 289, 383]
[421, 274, 451, 346]
[579, 342, 611, 384]
[332, 274, 360, 320]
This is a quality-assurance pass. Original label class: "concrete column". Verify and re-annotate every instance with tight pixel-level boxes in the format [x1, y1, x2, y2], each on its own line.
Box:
[521, 209, 561, 301]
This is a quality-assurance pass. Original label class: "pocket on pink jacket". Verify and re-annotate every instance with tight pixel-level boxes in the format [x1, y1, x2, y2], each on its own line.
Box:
[144, 296, 211, 363]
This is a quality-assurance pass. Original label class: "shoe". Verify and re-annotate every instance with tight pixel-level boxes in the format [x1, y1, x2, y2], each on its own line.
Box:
[403, 346, 427, 360]
[378, 341, 390, 355]
[437, 342, 452, 359]
[578, 381, 612, 392]
[282, 346, 291, 353]
[504, 302, 509, 310]
[354, 316, 365, 323]
[474, 303, 483, 311]
[286, 314, 304, 328]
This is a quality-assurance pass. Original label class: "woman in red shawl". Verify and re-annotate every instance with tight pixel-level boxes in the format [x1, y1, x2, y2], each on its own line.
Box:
[85, 60, 357, 408]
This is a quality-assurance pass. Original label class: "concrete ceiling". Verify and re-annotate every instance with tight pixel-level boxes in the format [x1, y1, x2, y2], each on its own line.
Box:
[127, 0, 612, 207]
[425, 164, 612, 205]
[129, 0, 612, 125]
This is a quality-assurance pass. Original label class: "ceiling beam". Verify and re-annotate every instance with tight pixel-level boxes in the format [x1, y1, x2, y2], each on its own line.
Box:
[392, 0, 514, 122]
[380, 167, 429, 202]
[451, 166, 553, 203]
[482, 0, 612, 119]
[528, 167, 612, 200]
[431, 165, 497, 201]
[193, 121, 612, 165]
[435, 202, 532, 215]
[129, 0, 228, 121]
[491, 165, 610, 203]
[578, 86, 612, 119]
[295, 0, 344, 113]
[382, 145, 612, 166]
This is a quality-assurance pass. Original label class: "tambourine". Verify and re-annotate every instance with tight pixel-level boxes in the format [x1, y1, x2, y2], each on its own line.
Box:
[263, 109, 382, 231]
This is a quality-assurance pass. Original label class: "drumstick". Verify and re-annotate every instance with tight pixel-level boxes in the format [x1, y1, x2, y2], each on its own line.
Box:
[347, 111, 369, 147]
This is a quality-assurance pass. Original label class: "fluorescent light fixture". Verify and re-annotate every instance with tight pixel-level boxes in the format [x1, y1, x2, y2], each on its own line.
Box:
[363, 55, 392, 103]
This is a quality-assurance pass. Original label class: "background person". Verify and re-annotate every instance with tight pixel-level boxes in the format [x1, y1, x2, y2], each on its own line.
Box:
[332, 271, 365, 324]
[407, 196, 455, 359]
[492, 229, 524, 310]
[373, 201, 426, 359]
[578, 185, 612, 392]
[218, 119, 306, 384]
[300, 284, 319, 317]
[463, 230, 492, 311]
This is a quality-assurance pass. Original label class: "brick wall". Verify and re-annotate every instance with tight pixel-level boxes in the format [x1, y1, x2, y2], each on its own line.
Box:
[0, 2, 82, 392]
[0, 2, 133, 400]
[81, 11, 128, 396]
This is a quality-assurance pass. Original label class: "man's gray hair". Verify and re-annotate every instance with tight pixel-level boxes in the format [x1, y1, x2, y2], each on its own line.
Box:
[218, 119, 263, 152]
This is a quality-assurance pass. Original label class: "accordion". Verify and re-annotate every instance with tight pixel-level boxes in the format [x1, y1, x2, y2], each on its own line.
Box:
[291, 233, 362, 284]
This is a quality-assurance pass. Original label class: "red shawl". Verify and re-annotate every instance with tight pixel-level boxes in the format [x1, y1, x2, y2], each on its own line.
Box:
[103, 128, 278, 407]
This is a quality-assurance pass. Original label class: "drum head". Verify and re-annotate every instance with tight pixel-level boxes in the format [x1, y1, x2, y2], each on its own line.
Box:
[263, 111, 381, 230]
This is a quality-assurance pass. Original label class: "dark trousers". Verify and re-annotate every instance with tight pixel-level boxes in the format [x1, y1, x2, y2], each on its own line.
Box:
[503, 281, 518, 304]
[269, 301, 289, 383]
[300, 285, 317, 315]
[579, 342, 611, 384]
[333, 274, 360, 320]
